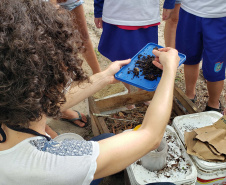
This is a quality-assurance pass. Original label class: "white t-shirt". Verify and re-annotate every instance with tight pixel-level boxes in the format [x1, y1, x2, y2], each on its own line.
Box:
[102, 0, 160, 26]
[0, 136, 99, 185]
[181, 0, 226, 18]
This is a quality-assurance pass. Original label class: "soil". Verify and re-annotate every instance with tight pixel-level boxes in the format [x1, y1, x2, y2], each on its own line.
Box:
[47, 0, 226, 184]
[131, 54, 162, 81]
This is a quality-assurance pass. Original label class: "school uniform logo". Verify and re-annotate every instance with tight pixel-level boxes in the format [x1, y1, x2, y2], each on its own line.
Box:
[214, 62, 223, 72]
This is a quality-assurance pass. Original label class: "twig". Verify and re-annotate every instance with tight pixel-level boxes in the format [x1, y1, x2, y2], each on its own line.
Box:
[93, 113, 136, 123]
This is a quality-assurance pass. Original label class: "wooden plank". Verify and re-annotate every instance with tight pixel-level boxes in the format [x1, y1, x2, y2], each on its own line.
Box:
[173, 98, 186, 116]
[173, 84, 200, 113]
[88, 97, 110, 134]
[89, 113, 100, 136]
[89, 85, 199, 135]
[95, 90, 155, 112]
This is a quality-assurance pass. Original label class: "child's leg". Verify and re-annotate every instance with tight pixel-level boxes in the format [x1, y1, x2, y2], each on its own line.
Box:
[176, 9, 203, 100]
[223, 96, 226, 115]
[122, 82, 136, 109]
[61, 109, 87, 127]
[70, 4, 101, 74]
[184, 64, 200, 99]
[207, 81, 224, 109]
[164, 3, 181, 48]
[201, 16, 226, 110]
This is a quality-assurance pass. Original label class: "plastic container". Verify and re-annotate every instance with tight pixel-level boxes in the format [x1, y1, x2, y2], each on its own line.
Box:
[172, 111, 226, 185]
[126, 126, 197, 185]
[115, 42, 186, 91]
[54, 133, 84, 141]
[141, 138, 168, 171]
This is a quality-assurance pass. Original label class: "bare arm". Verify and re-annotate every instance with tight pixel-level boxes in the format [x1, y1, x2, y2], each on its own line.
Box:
[60, 59, 131, 111]
[94, 48, 180, 179]
[162, 8, 174, 20]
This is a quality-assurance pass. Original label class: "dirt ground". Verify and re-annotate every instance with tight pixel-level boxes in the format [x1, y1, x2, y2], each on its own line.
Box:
[47, 0, 226, 184]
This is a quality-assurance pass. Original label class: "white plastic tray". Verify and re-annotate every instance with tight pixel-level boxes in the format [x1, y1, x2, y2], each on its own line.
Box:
[172, 111, 226, 171]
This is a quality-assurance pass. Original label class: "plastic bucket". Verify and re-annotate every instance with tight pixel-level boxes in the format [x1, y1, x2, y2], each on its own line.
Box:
[141, 138, 168, 171]
[54, 133, 84, 141]
[172, 111, 226, 185]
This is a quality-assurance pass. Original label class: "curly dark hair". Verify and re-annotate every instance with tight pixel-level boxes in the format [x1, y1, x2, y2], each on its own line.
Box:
[0, 0, 88, 128]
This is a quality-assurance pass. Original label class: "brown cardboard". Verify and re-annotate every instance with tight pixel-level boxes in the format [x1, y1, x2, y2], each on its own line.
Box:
[194, 125, 216, 135]
[213, 115, 226, 129]
[184, 131, 205, 160]
[195, 128, 226, 154]
[208, 144, 222, 156]
[184, 115, 226, 161]
[192, 140, 225, 161]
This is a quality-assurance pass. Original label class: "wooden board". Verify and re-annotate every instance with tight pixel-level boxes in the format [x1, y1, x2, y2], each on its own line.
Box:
[95, 90, 155, 112]
[173, 84, 201, 113]
[89, 85, 200, 135]
[88, 97, 110, 136]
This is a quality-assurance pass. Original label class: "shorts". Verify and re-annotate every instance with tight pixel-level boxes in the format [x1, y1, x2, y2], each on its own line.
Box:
[98, 22, 158, 62]
[176, 8, 226, 82]
[175, 0, 181, 4]
[59, 0, 84, 11]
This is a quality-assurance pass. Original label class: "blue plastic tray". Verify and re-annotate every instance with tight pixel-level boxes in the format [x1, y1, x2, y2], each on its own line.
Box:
[115, 43, 186, 91]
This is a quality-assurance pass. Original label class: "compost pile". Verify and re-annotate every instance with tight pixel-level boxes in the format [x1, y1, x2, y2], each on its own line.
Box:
[131, 130, 193, 182]
[128, 48, 162, 81]
[104, 104, 176, 134]
[104, 104, 148, 134]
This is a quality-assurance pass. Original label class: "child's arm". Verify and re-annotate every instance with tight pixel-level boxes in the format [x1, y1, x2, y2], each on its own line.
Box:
[162, 0, 176, 20]
[163, 0, 176, 9]
[94, 0, 104, 28]
[94, 0, 104, 18]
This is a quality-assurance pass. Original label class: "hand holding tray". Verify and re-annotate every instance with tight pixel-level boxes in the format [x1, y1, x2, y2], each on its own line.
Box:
[115, 43, 186, 91]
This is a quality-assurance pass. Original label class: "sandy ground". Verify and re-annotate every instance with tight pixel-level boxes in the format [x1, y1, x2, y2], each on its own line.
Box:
[47, 0, 225, 184]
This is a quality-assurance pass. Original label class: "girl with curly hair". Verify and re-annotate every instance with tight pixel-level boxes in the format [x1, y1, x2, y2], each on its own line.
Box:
[0, 0, 179, 184]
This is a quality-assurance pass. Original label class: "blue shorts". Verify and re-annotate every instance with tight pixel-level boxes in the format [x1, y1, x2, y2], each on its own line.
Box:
[59, 0, 84, 11]
[176, 8, 226, 82]
[98, 22, 158, 61]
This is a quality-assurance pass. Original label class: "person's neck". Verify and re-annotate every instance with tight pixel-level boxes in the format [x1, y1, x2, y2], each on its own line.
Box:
[0, 116, 47, 151]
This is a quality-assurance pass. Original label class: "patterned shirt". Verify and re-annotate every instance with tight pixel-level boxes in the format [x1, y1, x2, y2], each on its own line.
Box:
[0, 136, 99, 185]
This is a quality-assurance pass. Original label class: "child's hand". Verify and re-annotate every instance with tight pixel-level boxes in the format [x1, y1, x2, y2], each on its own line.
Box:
[162, 9, 173, 21]
[94, 18, 103, 28]
[152, 47, 179, 72]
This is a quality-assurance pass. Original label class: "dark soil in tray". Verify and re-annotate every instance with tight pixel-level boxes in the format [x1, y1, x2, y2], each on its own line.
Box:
[128, 47, 162, 81]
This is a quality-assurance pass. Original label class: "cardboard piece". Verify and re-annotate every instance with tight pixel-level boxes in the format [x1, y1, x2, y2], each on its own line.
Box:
[184, 115, 226, 161]
[195, 128, 226, 154]
[208, 144, 222, 156]
[193, 140, 225, 161]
